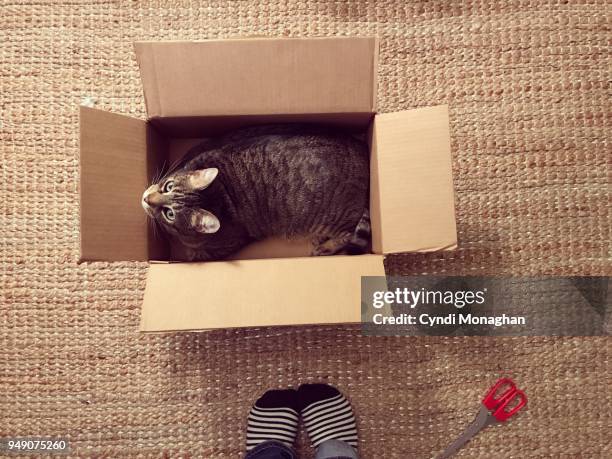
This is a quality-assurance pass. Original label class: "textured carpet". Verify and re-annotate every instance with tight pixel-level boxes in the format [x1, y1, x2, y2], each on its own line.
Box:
[1, 1, 610, 458]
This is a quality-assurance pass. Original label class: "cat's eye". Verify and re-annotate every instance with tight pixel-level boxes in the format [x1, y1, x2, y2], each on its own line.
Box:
[162, 180, 174, 193]
[162, 207, 175, 222]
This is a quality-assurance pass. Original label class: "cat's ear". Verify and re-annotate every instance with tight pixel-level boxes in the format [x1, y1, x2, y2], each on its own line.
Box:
[190, 209, 220, 234]
[188, 168, 218, 190]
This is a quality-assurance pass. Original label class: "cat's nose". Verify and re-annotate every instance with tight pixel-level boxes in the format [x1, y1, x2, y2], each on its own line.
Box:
[143, 191, 163, 206]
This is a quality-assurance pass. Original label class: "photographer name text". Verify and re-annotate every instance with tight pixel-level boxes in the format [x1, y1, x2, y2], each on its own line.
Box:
[370, 288, 526, 327]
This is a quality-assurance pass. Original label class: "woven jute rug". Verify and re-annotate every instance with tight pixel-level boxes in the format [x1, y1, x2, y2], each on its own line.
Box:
[1, 1, 610, 457]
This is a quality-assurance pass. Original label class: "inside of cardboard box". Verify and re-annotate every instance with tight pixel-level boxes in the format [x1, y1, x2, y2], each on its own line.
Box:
[145, 112, 377, 262]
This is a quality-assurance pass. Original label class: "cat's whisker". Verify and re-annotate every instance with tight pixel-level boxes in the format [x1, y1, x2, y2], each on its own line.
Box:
[149, 160, 168, 187]
[152, 161, 165, 185]
[159, 159, 168, 181]
[165, 155, 184, 176]
[146, 216, 159, 240]
[153, 220, 163, 240]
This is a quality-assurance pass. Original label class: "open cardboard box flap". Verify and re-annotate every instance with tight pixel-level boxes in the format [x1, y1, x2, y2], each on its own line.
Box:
[370, 105, 457, 254]
[79, 106, 150, 262]
[134, 37, 378, 118]
[141, 255, 385, 331]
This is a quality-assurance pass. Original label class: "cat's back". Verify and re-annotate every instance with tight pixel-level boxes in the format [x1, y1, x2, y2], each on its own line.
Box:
[209, 125, 369, 238]
[181, 124, 367, 170]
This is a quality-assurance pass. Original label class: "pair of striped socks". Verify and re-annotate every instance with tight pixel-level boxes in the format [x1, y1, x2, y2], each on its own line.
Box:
[246, 384, 358, 452]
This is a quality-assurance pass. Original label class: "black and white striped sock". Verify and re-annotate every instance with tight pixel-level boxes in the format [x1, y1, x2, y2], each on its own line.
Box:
[246, 389, 299, 451]
[298, 384, 358, 449]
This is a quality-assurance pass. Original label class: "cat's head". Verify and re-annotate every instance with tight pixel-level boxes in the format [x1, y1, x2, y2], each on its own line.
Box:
[142, 168, 221, 237]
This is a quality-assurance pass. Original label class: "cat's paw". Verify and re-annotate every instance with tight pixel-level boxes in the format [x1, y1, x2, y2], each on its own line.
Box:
[311, 234, 352, 256]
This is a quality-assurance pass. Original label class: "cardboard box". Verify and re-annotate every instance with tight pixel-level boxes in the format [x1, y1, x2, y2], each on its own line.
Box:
[78, 37, 457, 332]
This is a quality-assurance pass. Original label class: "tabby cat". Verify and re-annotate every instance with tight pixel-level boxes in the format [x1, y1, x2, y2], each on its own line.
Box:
[141, 124, 370, 261]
